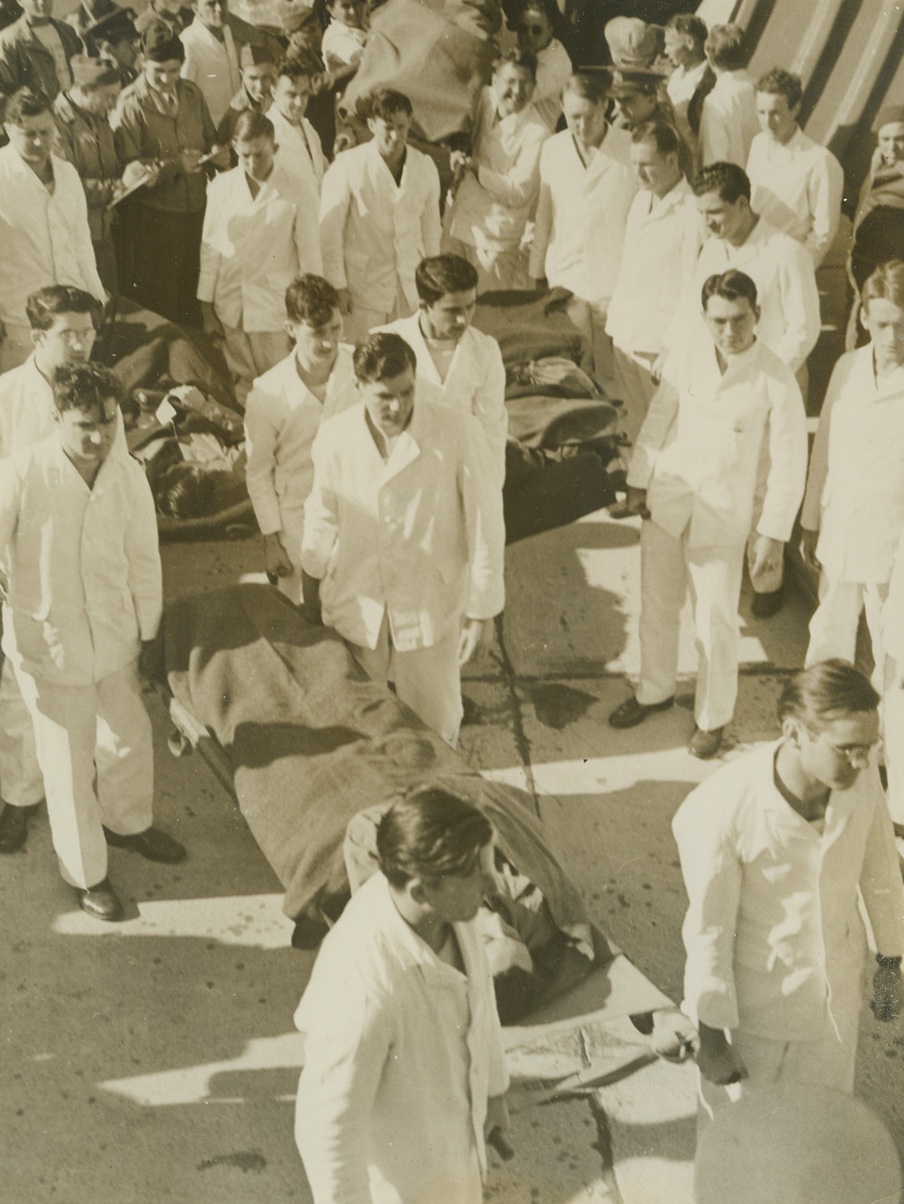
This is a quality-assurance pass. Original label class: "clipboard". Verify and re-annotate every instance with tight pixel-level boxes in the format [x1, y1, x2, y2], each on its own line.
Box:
[107, 166, 155, 209]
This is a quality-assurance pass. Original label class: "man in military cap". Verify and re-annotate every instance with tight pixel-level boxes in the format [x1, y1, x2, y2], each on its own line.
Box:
[83, 5, 140, 83]
[216, 39, 275, 146]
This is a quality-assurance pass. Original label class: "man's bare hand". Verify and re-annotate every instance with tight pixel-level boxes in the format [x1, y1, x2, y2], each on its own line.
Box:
[695, 1022, 748, 1086]
[458, 617, 494, 666]
[800, 528, 821, 573]
[749, 534, 782, 581]
[871, 963, 904, 1022]
[264, 532, 294, 579]
[624, 486, 650, 519]
[484, 1095, 513, 1161]
[337, 288, 352, 315]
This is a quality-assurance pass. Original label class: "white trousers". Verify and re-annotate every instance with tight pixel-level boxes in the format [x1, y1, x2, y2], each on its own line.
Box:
[0, 323, 33, 374]
[349, 614, 463, 747]
[344, 282, 412, 345]
[12, 659, 154, 889]
[565, 297, 615, 395]
[611, 342, 657, 448]
[222, 326, 291, 408]
[637, 520, 745, 732]
[805, 575, 888, 670]
[698, 1005, 859, 1129]
[0, 655, 43, 807]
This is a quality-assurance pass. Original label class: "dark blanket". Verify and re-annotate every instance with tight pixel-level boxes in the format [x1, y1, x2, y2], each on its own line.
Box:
[152, 584, 601, 960]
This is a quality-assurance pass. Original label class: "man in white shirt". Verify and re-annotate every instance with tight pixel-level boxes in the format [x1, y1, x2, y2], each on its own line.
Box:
[663, 12, 709, 155]
[295, 785, 510, 1204]
[0, 285, 101, 856]
[320, 88, 442, 343]
[443, 48, 548, 294]
[379, 254, 508, 487]
[606, 119, 702, 445]
[688, 161, 821, 615]
[698, 24, 758, 170]
[268, 49, 328, 209]
[529, 71, 636, 388]
[179, 0, 275, 126]
[198, 110, 315, 403]
[609, 270, 807, 759]
[301, 332, 505, 744]
[0, 363, 185, 922]
[673, 660, 904, 1121]
[801, 261, 904, 674]
[747, 68, 844, 267]
[244, 274, 357, 605]
[0, 86, 105, 373]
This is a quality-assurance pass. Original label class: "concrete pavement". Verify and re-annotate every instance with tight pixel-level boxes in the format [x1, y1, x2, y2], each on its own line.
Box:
[3, 506, 904, 1203]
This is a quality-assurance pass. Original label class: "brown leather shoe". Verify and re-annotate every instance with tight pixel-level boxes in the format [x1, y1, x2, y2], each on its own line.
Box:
[688, 726, 723, 760]
[103, 826, 186, 864]
[77, 878, 124, 922]
[608, 695, 674, 729]
[0, 802, 38, 854]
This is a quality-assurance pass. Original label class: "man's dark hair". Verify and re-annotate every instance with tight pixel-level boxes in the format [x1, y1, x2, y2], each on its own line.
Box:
[367, 87, 413, 122]
[232, 109, 275, 143]
[778, 659, 880, 727]
[377, 786, 494, 889]
[861, 259, 904, 311]
[25, 286, 102, 332]
[665, 12, 707, 48]
[353, 332, 416, 383]
[5, 86, 53, 126]
[563, 71, 609, 105]
[493, 46, 537, 80]
[278, 48, 325, 80]
[415, 255, 478, 305]
[285, 274, 341, 326]
[52, 362, 123, 416]
[756, 67, 803, 111]
[631, 118, 681, 158]
[704, 23, 748, 71]
[692, 160, 751, 203]
[701, 268, 758, 312]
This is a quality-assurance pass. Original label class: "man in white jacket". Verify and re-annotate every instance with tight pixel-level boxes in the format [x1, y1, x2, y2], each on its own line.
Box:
[301, 331, 505, 745]
[198, 109, 317, 403]
[295, 785, 510, 1204]
[319, 88, 441, 343]
[609, 269, 807, 759]
[0, 363, 184, 922]
[673, 660, 904, 1122]
[244, 274, 356, 605]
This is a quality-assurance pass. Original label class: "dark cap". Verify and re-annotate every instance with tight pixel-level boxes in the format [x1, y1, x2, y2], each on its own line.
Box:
[875, 104, 904, 132]
[70, 53, 122, 86]
[142, 19, 185, 61]
[280, 3, 318, 33]
[87, 6, 138, 43]
[239, 41, 275, 67]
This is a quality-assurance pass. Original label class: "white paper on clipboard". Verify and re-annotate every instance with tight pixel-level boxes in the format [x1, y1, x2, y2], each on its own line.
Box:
[107, 167, 155, 210]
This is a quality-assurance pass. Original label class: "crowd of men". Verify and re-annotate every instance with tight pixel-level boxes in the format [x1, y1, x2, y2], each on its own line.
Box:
[0, 0, 903, 1199]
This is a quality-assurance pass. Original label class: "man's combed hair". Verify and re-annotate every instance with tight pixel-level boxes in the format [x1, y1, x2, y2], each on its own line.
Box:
[756, 67, 803, 110]
[692, 160, 751, 203]
[25, 286, 102, 332]
[704, 23, 748, 71]
[861, 259, 904, 311]
[5, 86, 53, 126]
[285, 274, 341, 326]
[367, 87, 413, 121]
[563, 71, 609, 105]
[666, 12, 708, 48]
[353, 332, 416, 383]
[778, 659, 880, 727]
[415, 255, 478, 305]
[52, 362, 123, 415]
[232, 109, 275, 143]
[278, 48, 325, 80]
[631, 119, 681, 158]
[377, 786, 494, 888]
[701, 268, 758, 311]
[493, 46, 538, 80]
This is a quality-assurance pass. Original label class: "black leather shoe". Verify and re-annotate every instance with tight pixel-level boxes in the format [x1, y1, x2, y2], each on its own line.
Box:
[608, 695, 674, 729]
[0, 802, 38, 853]
[751, 586, 784, 618]
[688, 726, 723, 760]
[104, 826, 186, 864]
[77, 878, 124, 922]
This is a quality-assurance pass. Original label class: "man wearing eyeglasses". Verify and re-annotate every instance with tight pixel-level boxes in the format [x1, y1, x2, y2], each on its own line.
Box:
[672, 659, 904, 1124]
